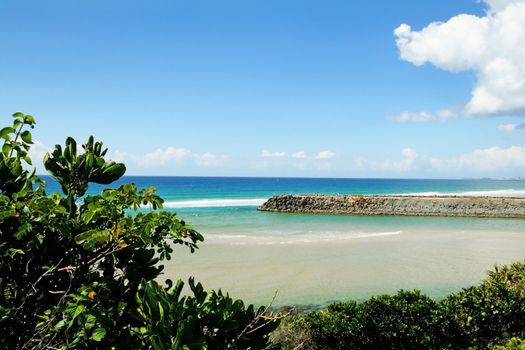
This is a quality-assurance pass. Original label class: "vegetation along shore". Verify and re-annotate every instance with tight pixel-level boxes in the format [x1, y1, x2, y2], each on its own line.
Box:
[259, 194, 525, 218]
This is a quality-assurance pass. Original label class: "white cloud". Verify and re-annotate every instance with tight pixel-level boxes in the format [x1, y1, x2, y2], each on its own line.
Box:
[112, 150, 128, 163]
[112, 147, 228, 169]
[371, 147, 419, 172]
[261, 149, 287, 158]
[485, 0, 520, 12]
[27, 141, 50, 173]
[140, 147, 190, 166]
[402, 147, 418, 159]
[389, 112, 434, 122]
[291, 151, 307, 159]
[394, 0, 525, 117]
[315, 151, 335, 159]
[429, 146, 525, 171]
[389, 109, 458, 122]
[498, 123, 517, 131]
[28, 141, 50, 162]
[360, 146, 525, 175]
[498, 122, 525, 131]
[194, 152, 228, 167]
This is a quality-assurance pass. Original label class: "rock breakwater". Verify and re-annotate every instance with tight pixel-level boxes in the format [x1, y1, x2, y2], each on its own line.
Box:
[257, 194, 525, 218]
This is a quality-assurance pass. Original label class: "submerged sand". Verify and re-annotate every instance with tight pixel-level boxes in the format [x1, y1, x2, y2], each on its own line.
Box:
[164, 223, 525, 306]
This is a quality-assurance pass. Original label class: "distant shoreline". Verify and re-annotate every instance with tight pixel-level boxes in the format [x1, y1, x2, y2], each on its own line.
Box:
[258, 194, 525, 218]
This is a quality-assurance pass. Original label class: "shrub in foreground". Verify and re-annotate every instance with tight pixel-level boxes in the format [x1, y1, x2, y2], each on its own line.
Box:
[0, 113, 279, 349]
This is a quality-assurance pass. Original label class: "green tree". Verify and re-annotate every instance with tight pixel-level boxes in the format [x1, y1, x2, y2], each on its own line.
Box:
[0, 113, 279, 349]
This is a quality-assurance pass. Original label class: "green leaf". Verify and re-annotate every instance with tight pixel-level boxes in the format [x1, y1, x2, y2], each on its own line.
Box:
[20, 130, 33, 144]
[2, 143, 11, 155]
[72, 304, 85, 320]
[54, 319, 67, 331]
[0, 208, 16, 221]
[12, 112, 25, 118]
[0, 127, 15, 138]
[13, 119, 22, 129]
[24, 114, 35, 125]
[91, 327, 106, 341]
[7, 248, 25, 257]
[75, 229, 111, 249]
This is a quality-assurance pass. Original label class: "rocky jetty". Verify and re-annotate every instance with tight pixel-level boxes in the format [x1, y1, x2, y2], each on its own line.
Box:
[258, 194, 525, 218]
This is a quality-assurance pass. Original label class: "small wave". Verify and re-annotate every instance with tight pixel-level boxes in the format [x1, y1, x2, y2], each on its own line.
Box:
[266, 231, 402, 245]
[207, 234, 248, 239]
[163, 198, 267, 208]
[351, 231, 402, 239]
[402, 189, 525, 197]
[203, 231, 401, 244]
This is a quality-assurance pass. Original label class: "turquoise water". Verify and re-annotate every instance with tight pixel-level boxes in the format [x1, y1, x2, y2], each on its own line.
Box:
[41, 175, 525, 243]
[42, 176, 525, 305]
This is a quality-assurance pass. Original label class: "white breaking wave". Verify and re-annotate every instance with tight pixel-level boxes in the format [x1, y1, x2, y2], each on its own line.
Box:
[207, 234, 249, 239]
[163, 198, 267, 208]
[401, 189, 525, 198]
[206, 230, 402, 245]
[350, 231, 402, 239]
[271, 231, 402, 244]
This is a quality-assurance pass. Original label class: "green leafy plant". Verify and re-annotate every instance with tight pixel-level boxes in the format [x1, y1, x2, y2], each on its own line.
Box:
[492, 338, 525, 350]
[0, 112, 280, 349]
[275, 261, 525, 350]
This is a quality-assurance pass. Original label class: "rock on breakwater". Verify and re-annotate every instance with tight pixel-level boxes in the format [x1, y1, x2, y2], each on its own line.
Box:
[257, 194, 525, 218]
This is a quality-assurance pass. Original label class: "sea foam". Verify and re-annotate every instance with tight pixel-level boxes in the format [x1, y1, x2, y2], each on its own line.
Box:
[268, 231, 402, 244]
[402, 189, 525, 197]
[206, 230, 402, 245]
[163, 198, 267, 208]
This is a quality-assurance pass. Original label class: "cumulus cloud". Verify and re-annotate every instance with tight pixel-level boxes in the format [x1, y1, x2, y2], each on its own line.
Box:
[139, 147, 190, 166]
[485, 0, 520, 12]
[362, 146, 525, 175]
[291, 151, 307, 159]
[389, 112, 434, 122]
[27, 141, 50, 173]
[194, 152, 228, 167]
[498, 122, 525, 131]
[370, 147, 419, 172]
[389, 109, 457, 122]
[256, 149, 335, 172]
[259, 150, 310, 159]
[315, 151, 336, 159]
[113, 147, 227, 168]
[429, 146, 525, 171]
[402, 147, 418, 159]
[254, 145, 524, 176]
[394, 0, 525, 118]
[261, 149, 287, 158]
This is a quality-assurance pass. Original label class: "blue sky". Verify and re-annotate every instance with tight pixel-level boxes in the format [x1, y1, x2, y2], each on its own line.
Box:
[1, 0, 524, 178]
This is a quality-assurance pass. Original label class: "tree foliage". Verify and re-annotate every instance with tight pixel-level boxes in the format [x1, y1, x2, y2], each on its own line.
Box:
[0, 113, 279, 349]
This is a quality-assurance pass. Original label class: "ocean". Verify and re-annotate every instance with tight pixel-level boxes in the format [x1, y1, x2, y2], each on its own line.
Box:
[42, 176, 525, 306]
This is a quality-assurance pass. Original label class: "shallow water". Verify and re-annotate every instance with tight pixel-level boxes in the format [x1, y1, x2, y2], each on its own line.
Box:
[163, 209, 525, 306]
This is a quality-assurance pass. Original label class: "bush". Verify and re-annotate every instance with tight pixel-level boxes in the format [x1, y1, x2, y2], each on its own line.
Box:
[439, 261, 525, 349]
[276, 261, 525, 350]
[0, 113, 279, 349]
[492, 338, 525, 350]
[357, 290, 437, 349]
